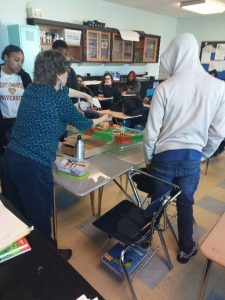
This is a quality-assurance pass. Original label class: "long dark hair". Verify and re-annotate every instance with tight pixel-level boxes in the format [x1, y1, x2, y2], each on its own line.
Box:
[1, 45, 23, 61]
[33, 50, 69, 87]
[127, 70, 137, 86]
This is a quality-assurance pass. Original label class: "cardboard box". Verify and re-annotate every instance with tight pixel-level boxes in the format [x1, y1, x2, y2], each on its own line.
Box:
[59, 29, 82, 46]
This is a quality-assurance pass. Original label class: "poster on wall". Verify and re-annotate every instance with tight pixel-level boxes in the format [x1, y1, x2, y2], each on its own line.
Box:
[200, 41, 225, 80]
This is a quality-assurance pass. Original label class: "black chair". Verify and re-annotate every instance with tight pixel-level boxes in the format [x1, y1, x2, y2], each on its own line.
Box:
[93, 168, 181, 300]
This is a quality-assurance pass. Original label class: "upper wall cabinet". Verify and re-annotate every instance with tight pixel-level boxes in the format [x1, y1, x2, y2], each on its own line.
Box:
[133, 35, 160, 63]
[85, 29, 111, 62]
[27, 18, 83, 62]
[112, 33, 133, 63]
[26, 18, 161, 64]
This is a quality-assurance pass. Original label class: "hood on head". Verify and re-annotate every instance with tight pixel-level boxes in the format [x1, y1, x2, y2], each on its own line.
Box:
[160, 33, 202, 77]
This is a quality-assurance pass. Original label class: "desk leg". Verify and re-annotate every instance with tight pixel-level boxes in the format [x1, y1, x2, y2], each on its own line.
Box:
[97, 186, 104, 216]
[196, 259, 213, 300]
[90, 191, 95, 216]
[52, 184, 58, 248]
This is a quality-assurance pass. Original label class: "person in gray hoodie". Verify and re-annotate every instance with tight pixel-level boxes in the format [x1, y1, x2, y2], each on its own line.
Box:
[144, 33, 225, 263]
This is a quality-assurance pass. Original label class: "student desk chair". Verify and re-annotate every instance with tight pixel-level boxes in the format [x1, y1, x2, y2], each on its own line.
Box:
[196, 212, 225, 300]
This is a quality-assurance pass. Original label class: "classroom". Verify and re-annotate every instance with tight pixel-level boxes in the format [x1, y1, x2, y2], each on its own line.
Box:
[1, 1, 225, 300]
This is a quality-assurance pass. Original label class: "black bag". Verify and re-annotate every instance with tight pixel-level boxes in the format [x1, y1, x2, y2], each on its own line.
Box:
[111, 97, 143, 116]
[122, 98, 143, 116]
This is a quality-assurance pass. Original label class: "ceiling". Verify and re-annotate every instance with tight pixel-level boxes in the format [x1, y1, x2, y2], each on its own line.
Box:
[103, 0, 225, 17]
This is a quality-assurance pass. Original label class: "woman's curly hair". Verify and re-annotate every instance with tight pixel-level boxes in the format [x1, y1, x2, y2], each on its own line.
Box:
[33, 50, 69, 87]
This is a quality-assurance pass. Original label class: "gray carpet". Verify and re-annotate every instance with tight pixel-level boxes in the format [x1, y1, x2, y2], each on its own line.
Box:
[207, 292, 225, 300]
[76, 217, 107, 244]
[196, 195, 225, 216]
[218, 179, 225, 190]
[137, 250, 171, 289]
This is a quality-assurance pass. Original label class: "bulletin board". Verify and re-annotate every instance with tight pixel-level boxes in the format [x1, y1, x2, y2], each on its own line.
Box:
[200, 41, 225, 80]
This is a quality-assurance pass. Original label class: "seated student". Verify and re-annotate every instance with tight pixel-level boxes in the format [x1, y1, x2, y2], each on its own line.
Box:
[122, 70, 141, 98]
[97, 72, 121, 109]
[111, 96, 146, 129]
[77, 75, 94, 97]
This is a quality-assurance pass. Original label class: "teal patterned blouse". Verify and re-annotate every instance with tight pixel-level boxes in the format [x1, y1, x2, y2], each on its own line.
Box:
[8, 84, 93, 168]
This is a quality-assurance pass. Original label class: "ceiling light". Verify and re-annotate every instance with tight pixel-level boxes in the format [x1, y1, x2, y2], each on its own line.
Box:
[180, 0, 225, 14]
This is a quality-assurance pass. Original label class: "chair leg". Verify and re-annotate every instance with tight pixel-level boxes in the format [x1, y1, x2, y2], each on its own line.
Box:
[166, 214, 178, 245]
[90, 191, 95, 216]
[157, 230, 173, 270]
[121, 247, 138, 300]
[204, 158, 210, 175]
[97, 186, 104, 216]
[196, 259, 213, 300]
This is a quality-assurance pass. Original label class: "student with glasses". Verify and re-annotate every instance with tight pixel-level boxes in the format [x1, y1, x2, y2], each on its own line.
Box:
[97, 72, 121, 109]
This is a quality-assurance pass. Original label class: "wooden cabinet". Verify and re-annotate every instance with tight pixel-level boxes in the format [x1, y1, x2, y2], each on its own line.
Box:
[27, 18, 83, 62]
[133, 35, 160, 63]
[27, 18, 161, 65]
[112, 33, 133, 62]
[86, 30, 110, 62]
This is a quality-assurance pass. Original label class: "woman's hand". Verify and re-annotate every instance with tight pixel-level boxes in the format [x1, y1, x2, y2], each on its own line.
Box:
[69, 89, 93, 108]
[84, 94, 93, 108]
[92, 114, 109, 126]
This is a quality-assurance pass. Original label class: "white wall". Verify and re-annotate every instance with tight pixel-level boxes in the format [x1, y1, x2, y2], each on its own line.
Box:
[176, 14, 225, 47]
[0, 0, 177, 78]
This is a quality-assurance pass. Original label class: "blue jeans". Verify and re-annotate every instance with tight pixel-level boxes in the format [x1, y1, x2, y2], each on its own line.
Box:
[148, 150, 201, 253]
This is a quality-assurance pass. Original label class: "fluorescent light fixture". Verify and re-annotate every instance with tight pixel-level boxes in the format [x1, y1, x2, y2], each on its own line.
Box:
[180, 0, 225, 14]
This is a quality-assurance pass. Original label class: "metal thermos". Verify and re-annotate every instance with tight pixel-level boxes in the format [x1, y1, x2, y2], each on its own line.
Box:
[74, 135, 85, 161]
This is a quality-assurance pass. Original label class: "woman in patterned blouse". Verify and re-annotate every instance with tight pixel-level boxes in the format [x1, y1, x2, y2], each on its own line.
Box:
[3, 50, 108, 260]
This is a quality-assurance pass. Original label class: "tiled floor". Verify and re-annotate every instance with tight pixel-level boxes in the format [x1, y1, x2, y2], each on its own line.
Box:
[55, 153, 225, 300]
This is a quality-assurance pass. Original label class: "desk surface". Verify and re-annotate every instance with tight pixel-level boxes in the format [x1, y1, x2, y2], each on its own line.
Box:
[54, 153, 132, 197]
[83, 80, 101, 86]
[96, 96, 113, 101]
[105, 142, 144, 166]
[61, 133, 144, 166]
[99, 109, 142, 120]
[0, 196, 104, 300]
[121, 93, 136, 97]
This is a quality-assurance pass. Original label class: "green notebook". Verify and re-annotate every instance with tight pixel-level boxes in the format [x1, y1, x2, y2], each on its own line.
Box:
[56, 170, 89, 180]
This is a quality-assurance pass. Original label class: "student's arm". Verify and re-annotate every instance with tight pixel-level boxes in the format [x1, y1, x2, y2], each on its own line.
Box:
[92, 114, 108, 126]
[69, 88, 93, 107]
[144, 88, 164, 164]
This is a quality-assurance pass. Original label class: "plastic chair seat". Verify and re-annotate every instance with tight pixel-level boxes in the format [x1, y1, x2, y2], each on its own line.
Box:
[93, 200, 146, 244]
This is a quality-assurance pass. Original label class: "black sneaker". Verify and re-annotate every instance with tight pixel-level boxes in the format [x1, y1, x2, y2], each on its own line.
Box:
[58, 248, 72, 260]
[177, 242, 198, 264]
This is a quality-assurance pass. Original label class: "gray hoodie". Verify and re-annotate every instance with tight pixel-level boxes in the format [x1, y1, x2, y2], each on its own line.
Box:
[144, 33, 225, 163]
